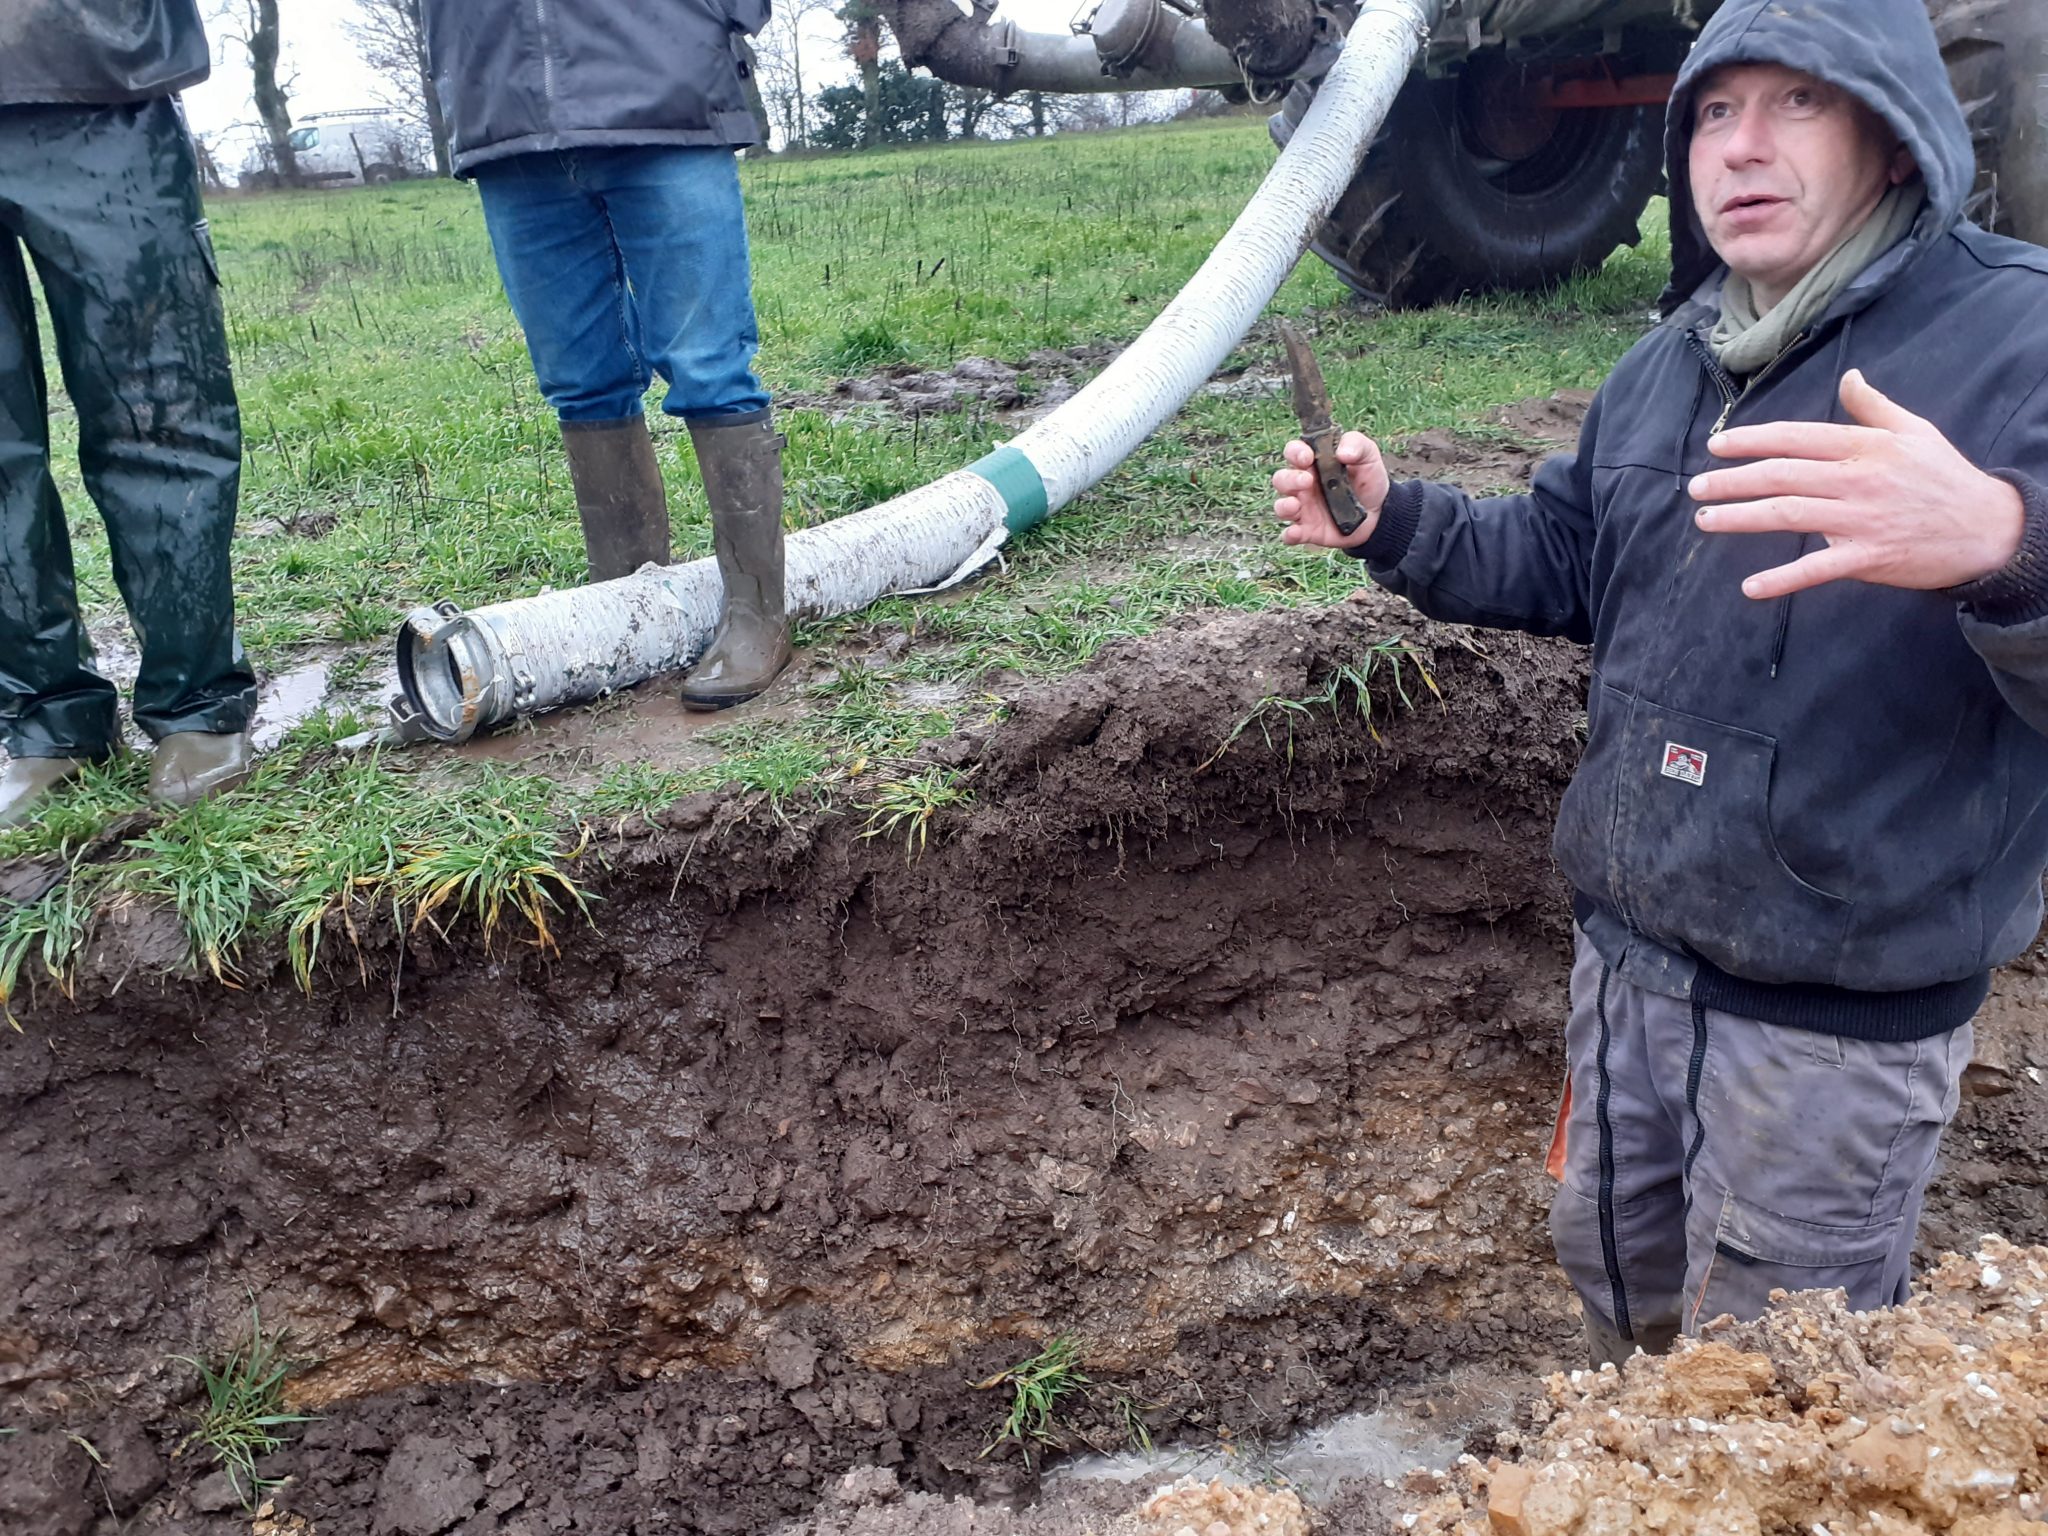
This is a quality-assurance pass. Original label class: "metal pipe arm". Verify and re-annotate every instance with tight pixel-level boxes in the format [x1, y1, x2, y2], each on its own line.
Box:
[883, 0, 1247, 93]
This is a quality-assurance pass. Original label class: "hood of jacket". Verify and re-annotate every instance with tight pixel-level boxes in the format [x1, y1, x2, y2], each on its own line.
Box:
[1662, 0, 1976, 314]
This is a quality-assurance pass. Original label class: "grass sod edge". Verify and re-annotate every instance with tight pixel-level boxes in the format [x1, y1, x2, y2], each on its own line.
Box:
[0, 614, 1460, 1009]
[1, 123, 1673, 1003]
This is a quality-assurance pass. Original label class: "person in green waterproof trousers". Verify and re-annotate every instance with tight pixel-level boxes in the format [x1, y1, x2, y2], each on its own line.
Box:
[0, 0, 258, 823]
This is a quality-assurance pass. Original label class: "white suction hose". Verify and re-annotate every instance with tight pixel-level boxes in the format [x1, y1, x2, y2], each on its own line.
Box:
[393, 0, 1439, 744]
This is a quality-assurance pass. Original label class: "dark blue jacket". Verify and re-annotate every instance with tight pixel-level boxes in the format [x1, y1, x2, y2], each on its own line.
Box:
[421, 0, 769, 175]
[1357, 0, 2048, 1038]
[0, 0, 210, 106]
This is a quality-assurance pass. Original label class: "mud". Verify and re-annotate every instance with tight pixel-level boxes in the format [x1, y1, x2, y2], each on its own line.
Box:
[4, 385, 2046, 1533]
[1379, 392, 1592, 496]
[776, 342, 1122, 425]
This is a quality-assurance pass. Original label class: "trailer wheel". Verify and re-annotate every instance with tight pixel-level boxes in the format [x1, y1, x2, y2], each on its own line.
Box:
[1272, 50, 1665, 308]
[1929, 0, 2048, 245]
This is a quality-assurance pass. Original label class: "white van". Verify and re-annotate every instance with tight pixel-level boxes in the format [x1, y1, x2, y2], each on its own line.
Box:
[279, 109, 420, 186]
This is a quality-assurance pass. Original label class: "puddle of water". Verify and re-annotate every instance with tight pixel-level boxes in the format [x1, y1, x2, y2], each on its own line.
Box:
[251, 660, 333, 751]
[1051, 1404, 1464, 1503]
[897, 679, 970, 711]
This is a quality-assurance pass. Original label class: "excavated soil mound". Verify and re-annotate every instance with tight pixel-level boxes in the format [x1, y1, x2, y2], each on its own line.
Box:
[1407, 1237, 2048, 1534]
[4, 496, 2047, 1530]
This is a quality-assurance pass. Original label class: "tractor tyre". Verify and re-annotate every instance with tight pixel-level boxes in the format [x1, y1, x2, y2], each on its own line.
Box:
[1270, 50, 1665, 308]
[1928, 0, 2048, 245]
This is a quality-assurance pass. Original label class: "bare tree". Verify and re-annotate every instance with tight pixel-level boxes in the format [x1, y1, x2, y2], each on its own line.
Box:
[753, 0, 836, 148]
[214, 0, 298, 183]
[343, 0, 451, 176]
[838, 0, 885, 146]
[191, 130, 226, 190]
[950, 83, 1000, 139]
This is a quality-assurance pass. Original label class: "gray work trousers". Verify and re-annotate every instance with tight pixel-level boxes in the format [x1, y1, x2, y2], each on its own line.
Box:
[1548, 929, 1971, 1344]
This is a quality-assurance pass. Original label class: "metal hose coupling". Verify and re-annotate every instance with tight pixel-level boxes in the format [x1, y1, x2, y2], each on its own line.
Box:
[393, 602, 516, 744]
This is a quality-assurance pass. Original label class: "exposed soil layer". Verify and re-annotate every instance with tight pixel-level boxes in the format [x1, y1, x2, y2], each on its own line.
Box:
[5, 413, 2047, 1531]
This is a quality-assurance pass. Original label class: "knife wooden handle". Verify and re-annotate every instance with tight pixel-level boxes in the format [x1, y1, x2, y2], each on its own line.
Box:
[1308, 428, 1369, 537]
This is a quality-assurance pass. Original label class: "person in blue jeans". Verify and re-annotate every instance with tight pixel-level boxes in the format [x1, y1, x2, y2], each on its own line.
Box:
[422, 0, 789, 710]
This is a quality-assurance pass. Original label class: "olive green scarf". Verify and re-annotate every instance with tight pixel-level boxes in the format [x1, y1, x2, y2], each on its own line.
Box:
[1710, 181, 1926, 377]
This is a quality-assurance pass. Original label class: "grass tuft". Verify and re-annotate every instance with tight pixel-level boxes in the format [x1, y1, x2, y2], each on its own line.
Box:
[397, 792, 594, 951]
[1202, 634, 1447, 770]
[0, 865, 105, 1024]
[174, 1303, 315, 1508]
[860, 765, 975, 856]
[974, 1333, 1090, 1468]
[824, 318, 909, 372]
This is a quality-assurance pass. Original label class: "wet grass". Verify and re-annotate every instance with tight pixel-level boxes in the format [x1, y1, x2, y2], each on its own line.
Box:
[173, 1304, 314, 1508]
[10, 118, 1671, 996]
[975, 1333, 1091, 1468]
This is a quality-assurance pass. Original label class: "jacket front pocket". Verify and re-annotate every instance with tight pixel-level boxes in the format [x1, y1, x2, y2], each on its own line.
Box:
[1608, 696, 1852, 984]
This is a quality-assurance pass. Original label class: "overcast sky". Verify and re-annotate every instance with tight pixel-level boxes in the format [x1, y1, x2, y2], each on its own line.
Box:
[182, 0, 1085, 159]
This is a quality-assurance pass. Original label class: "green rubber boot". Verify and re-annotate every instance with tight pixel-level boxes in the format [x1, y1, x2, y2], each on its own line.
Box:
[0, 755, 92, 828]
[148, 730, 252, 809]
[560, 416, 672, 582]
[680, 415, 792, 712]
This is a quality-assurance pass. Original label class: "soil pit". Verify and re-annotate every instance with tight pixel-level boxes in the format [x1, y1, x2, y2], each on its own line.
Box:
[4, 411, 2047, 1534]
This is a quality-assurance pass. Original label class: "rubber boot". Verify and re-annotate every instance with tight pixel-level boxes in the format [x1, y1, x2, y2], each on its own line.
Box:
[0, 755, 92, 828]
[679, 416, 792, 711]
[149, 730, 252, 809]
[560, 417, 672, 582]
[1585, 1314, 1679, 1371]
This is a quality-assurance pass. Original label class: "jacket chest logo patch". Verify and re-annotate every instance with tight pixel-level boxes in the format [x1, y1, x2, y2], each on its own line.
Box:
[1661, 743, 1708, 787]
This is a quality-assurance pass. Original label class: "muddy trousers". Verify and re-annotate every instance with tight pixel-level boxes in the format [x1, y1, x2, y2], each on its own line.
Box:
[1548, 930, 1971, 1346]
[0, 99, 255, 759]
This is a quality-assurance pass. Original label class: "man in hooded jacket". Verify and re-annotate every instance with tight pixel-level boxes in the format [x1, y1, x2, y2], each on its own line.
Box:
[1274, 0, 2048, 1363]
[0, 0, 260, 820]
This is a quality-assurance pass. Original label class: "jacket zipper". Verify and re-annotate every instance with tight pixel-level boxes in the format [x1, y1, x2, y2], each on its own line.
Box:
[1686, 329, 1796, 436]
[534, 0, 557, 116]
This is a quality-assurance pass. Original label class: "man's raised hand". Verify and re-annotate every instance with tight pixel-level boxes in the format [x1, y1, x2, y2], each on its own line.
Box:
[1271, 430, 1390, 550]
[1689, 369, 2025, 599]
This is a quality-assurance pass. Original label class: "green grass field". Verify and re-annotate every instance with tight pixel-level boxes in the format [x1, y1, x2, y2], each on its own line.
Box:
[3, 117, 1670, 1002]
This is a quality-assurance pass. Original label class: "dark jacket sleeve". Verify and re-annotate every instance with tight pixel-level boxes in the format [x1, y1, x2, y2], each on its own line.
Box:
[1349, 387, 1603, 645]
[0, 0, 210, 106]
[1954, 373, 2048, 736]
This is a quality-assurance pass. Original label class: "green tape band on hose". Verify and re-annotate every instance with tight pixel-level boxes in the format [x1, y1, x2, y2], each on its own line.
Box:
[966, 444, 1050, 533]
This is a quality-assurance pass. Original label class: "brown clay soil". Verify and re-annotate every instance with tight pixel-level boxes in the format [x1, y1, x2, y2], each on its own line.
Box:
[4, 403, 2046, 1535]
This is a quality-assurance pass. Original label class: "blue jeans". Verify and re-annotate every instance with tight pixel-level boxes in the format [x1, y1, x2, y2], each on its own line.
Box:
[474, 146, 770, 425]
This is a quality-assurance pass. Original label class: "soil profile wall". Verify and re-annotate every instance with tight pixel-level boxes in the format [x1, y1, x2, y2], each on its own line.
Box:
[4, 596, 2044, 1531]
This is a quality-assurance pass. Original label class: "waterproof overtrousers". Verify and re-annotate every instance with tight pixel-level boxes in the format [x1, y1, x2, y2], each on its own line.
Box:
[680, 414, 790, 710]
[0, 99, 255, 760]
